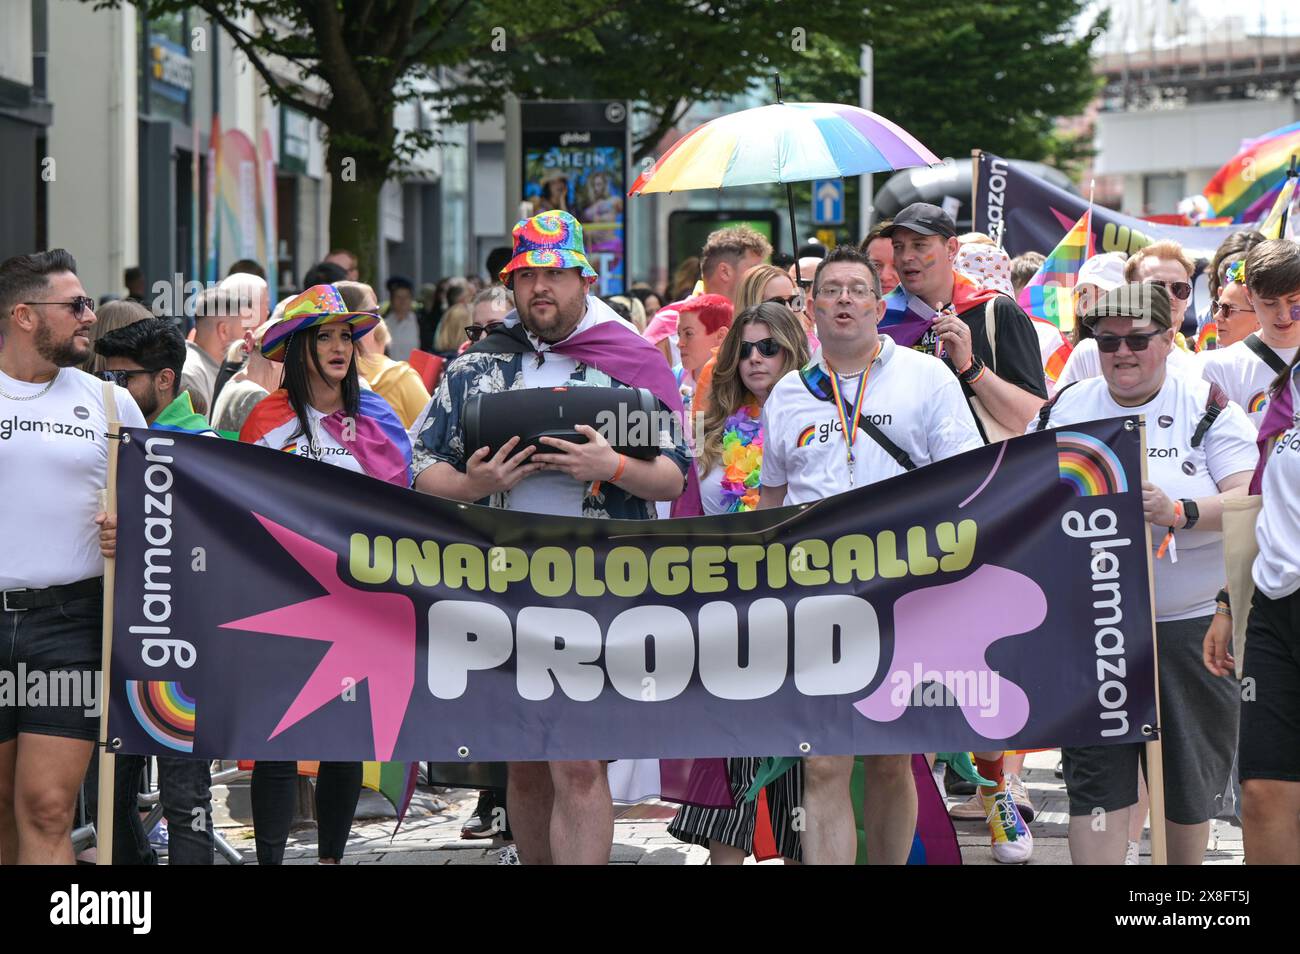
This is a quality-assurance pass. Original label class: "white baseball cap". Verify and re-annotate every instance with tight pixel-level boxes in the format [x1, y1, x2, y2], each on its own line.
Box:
[1077, 251, 1127, 292]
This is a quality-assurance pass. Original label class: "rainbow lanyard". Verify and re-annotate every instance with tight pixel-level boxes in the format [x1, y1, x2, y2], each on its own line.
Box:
[825, 344, 881, 485]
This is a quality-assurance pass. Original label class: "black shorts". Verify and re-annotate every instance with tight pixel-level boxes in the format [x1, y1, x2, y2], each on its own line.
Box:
[1239, 587, 1300, 783]
[0, 592, 103, 743]
[1063, 615, 1239, 825]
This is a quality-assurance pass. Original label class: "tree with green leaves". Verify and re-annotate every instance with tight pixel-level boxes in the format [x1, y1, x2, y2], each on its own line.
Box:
[94, 0, 1104, 273]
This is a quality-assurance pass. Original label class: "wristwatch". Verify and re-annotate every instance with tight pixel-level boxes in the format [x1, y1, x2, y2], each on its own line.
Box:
[1180, 498, 1199, 530]
[958, 354, 985, 385]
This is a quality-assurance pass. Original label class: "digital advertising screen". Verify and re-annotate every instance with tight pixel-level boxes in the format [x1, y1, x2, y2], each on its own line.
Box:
[521, 102, 628, 296]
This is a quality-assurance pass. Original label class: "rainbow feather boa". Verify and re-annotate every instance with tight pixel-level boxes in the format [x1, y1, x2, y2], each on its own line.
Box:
[718, 404, 763, 512]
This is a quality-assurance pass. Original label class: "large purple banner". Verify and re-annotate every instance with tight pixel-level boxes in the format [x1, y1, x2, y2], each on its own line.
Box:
[972, 150, 1250, 262]
[107, 418, 1156, 762]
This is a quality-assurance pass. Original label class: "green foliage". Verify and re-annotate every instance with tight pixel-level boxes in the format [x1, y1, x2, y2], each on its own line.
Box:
[91, 0, 1105, 258]
[782, 1, 1107, 171]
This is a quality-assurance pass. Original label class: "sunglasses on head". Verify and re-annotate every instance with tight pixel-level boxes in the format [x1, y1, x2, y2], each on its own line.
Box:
[1153, 280, 1192, 301]
[97, 369, 157, 388]
[739, 337, 782, 360]
[24, 296, 95, 318]
[1094, 330, 1165, 353]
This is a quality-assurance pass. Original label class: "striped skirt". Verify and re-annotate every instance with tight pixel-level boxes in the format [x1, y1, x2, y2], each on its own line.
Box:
[667, 757, 803, 861]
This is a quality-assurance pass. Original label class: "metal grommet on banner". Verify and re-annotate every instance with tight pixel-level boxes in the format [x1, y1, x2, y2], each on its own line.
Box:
[1141, 724, 1157, 737]
[106, 431, 130, 443]
[1123, 419, 1137, 431]
[457, 745, 470, 758]
[798, 742, 811, 753]
[110, 738, 122, 749]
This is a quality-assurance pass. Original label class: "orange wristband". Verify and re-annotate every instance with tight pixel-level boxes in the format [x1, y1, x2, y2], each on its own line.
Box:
[592, 454, 627, 496]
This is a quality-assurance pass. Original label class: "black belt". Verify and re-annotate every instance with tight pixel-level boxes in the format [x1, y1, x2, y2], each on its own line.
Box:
[2, 577, 103, 612]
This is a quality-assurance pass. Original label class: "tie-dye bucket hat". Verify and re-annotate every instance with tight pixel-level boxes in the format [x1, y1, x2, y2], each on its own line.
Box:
[498, 210, 598, 286]
[260, 284, 380, 361]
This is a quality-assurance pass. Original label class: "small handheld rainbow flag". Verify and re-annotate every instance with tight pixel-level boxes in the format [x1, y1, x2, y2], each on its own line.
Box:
[1017, 208, 1095, 330]
[1258, 171, 1300, 241]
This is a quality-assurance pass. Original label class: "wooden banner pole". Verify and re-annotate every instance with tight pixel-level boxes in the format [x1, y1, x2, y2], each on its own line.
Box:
[1137, 415, 1169, 865]
[95, 422, 122, 865]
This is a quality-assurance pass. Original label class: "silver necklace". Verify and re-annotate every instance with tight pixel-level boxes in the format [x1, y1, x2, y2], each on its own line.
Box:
[0, 368, 59, 402]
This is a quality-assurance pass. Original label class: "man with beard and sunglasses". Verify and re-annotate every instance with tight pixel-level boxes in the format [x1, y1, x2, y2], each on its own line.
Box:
[412, 211, 692, 864]
[0, 250, 147, 863]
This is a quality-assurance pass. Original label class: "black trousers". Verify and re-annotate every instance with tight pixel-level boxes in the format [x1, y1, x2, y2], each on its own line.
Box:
[250, 761, 362, 864]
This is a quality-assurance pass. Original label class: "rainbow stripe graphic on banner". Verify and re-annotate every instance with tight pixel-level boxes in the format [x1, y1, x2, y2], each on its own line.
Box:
[1017, 208, 1093, 329]
[126, 680, 196, 753]
[1056, 431, 1128, 497]
[1203, 121, 1300, 222]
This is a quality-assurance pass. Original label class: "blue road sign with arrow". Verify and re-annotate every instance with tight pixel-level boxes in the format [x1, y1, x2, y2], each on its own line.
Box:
[813, 178, 844, 226]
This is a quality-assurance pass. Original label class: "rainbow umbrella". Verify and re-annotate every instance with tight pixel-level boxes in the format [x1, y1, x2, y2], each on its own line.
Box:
[630, 84, 939, 266]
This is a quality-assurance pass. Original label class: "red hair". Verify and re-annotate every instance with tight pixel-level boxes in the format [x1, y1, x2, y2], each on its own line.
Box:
[676, 293, 734, 335]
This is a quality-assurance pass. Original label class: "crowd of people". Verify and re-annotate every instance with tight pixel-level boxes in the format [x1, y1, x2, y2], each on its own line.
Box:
[2, 195, 1299, 867]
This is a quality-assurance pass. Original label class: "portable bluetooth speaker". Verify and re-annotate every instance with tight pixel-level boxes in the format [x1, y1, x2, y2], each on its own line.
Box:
[463, 386, 664, 460]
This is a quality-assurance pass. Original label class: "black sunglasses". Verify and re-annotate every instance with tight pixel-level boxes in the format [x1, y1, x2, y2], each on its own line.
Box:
[465, 323, 502, 342]
[25, 296, 95, 318]
[739, 337, 783, 360]
[1095, 330, 1165, 353]
[98, 369, 158, 387]
[1152, 280, 1192, 302]
[765, 293, 806, 311]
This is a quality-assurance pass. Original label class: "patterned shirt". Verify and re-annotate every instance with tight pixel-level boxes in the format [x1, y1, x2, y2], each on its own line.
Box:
[412, 346, 691, 520]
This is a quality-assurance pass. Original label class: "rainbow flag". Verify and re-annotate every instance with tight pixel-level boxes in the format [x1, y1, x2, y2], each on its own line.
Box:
[1197, 322, 1218, 353]
[1258, 173, 1300, 240]
[1017, 209, 1094, 329]
[1203, 121, 1300, 222]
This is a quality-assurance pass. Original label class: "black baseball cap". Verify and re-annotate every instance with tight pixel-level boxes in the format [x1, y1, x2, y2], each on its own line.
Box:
[882, 202, 958, 240]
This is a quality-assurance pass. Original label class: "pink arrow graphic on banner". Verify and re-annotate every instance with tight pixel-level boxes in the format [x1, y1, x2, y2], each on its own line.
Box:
[221, 512, 415, 761]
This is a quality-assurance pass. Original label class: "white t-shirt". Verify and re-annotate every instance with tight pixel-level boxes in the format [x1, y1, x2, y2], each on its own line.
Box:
[0, 367, 147, 589]
[1253, 376, 1300, 599]
[1034, 320, 1070, 397]
[1200, 334, 1298, 429]
[251, 405, 365, 475]
[505, 296, 636, 517]
[1056, 336, 1200, 389]
[761, 337, 983, 505]
[699, 463, 729, 515]
[1037, 373, 1259, 620]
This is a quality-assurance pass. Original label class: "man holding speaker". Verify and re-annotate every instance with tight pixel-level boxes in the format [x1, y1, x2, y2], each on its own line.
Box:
[412, 210, 692, 863]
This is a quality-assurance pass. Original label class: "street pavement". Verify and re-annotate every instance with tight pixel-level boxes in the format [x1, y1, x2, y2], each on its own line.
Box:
[202, 751, 1243, 865]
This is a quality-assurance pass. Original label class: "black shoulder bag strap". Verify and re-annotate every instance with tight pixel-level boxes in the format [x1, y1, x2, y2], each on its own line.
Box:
[463, 322, 535, 356]
[798, 364, 917, 471]
[1244, 333, 1290, 376]
[1191, 382, 1230, 449]
[1034, 381, 1080, 431]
